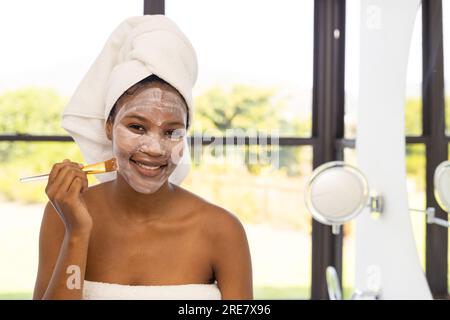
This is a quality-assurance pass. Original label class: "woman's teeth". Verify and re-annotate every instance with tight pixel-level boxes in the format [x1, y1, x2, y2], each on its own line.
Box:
[131, 159, 162, 170]
[134, 161, 161, 170]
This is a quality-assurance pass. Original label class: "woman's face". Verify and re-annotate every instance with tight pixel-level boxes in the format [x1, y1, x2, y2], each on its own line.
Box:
[108, 82, 187, 194]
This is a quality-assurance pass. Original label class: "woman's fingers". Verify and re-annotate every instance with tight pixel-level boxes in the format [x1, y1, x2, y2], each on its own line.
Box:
[47, 162, 64, 188]
[68, 172, 88, 194]
[59, 169, 87, 194]
[46, 160, 87, 196]
[48, 165, 74, 195]
[46, 164, 68, 197]
[81, 176, 88, 193]
[68, 176, 83, 196]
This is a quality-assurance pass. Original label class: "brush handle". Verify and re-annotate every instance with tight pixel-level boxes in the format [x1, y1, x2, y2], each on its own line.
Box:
[19, 173, 51, 183]
[19, 169, 102, 183]
[19, 159, 116, 183]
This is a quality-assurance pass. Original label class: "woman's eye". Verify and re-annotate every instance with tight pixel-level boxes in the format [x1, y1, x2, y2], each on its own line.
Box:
[128, 124, 145, 133]
[166, 129, 186, 140]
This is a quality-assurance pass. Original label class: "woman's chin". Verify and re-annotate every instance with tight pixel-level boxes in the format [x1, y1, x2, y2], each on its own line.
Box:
[127, 178, 168, 195]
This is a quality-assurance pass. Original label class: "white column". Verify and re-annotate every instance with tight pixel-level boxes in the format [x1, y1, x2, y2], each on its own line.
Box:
[355, 0, 432, 299]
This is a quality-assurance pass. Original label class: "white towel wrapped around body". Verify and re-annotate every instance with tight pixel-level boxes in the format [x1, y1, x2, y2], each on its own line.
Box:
[61, 15, 198, 184]
[83, 280, 222, 300]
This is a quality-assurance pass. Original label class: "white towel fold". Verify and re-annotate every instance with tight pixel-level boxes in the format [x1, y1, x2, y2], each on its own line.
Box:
[61, 15, 198, 184]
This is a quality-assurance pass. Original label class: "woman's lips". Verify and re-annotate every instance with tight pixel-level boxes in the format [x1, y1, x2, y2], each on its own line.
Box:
[129, 158, 167, 178]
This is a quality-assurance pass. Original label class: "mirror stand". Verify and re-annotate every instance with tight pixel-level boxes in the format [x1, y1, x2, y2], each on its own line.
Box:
[330, 193, 383, 235]
[326, 266, 381, 300]
[369, 192, 384, 216]
[411, 207, 450, 228]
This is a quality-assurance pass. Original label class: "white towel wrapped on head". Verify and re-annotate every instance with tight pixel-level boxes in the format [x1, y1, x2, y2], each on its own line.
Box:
[61, 15, 198, 184]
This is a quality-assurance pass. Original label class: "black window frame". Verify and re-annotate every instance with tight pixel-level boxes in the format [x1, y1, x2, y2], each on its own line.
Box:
[422, 0, 448, 300]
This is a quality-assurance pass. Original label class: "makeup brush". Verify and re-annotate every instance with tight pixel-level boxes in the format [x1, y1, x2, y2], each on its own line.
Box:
[19, 158, 118, 183]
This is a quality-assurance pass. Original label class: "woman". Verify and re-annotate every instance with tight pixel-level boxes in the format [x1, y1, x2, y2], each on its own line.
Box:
[32, 15, 253, 300]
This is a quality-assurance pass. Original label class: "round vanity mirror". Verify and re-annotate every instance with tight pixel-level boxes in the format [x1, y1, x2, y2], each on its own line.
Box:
[434, 160, 450, 213]
[305, 161, 370, 233]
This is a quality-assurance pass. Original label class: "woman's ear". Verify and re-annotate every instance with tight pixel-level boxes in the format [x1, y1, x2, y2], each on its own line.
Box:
[105, 119, 113, 141]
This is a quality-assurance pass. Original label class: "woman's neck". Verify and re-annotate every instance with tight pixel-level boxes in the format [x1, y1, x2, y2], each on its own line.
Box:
[107, 174, 176, 223]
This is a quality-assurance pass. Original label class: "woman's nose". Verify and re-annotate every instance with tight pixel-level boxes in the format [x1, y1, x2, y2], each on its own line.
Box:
[138, 133, 167, 156]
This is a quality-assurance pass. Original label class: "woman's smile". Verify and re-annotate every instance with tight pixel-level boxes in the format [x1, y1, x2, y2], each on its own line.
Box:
[129, 157, 168, 178]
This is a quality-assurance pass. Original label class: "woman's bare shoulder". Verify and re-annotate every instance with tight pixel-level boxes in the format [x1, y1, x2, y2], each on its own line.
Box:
[174, 185, 246, 241]
[174, 186, 251, 293]
[174, 185, 231, 216]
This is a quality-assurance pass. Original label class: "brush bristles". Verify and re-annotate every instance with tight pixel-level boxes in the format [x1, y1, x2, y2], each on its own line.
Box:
[104, 158, 118, 172]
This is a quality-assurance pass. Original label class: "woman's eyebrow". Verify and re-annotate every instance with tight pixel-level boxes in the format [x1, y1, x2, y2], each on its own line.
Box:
[163, 121, 185, 127]
[122, 113, 148, 122]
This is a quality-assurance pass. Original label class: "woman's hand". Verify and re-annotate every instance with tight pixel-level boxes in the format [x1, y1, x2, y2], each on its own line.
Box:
[45, 159, 92, 236]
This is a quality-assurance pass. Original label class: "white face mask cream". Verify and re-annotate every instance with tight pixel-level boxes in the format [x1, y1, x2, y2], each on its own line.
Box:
[110, 83, 187, 194]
